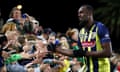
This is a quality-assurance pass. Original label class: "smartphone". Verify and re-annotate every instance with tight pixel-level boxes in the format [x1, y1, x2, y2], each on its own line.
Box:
[22, 14, 27, 18]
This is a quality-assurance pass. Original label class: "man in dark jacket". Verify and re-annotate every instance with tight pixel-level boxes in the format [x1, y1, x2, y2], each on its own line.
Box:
[0, 35, 8, 72]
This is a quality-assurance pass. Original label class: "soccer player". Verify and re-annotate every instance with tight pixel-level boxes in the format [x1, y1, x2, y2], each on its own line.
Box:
[48, 5, 112, 72]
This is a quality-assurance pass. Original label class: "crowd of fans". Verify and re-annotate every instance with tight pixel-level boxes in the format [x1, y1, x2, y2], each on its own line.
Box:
[0, 6, 120, 72]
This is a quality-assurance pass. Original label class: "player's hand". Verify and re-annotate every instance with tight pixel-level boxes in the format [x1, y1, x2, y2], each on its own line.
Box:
[47, 43, 56, 52]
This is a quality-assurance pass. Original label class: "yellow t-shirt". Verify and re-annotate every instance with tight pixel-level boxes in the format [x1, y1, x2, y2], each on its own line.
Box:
[59, 59, 70, 72]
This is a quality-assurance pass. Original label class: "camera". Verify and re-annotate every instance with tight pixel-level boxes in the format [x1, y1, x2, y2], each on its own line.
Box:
[43, 59, 54, 64]
[42, 58, 58, 68]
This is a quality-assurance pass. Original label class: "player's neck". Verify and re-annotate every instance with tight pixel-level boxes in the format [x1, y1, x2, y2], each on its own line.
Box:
[85, 18, 94, 31]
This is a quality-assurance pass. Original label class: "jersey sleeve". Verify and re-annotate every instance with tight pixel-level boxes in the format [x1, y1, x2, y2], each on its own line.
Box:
[97, 23, 111, 44]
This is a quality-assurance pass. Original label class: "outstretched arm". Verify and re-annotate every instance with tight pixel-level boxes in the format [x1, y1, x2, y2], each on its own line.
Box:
[56, 47, 74, 57]
[47, 43, 86, 57]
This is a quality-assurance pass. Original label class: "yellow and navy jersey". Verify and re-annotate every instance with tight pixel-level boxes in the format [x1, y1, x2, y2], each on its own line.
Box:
[79, 21, 111, 72]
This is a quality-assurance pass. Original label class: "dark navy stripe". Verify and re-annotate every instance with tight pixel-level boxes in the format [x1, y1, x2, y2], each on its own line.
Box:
[91, 24, 97, 51]
[92, 57, 98, 72]
[93, 24, 97, 32]
[91, 45, 98, 72]
[91, 24, 98, 72]
[86, 57, 90, 72]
